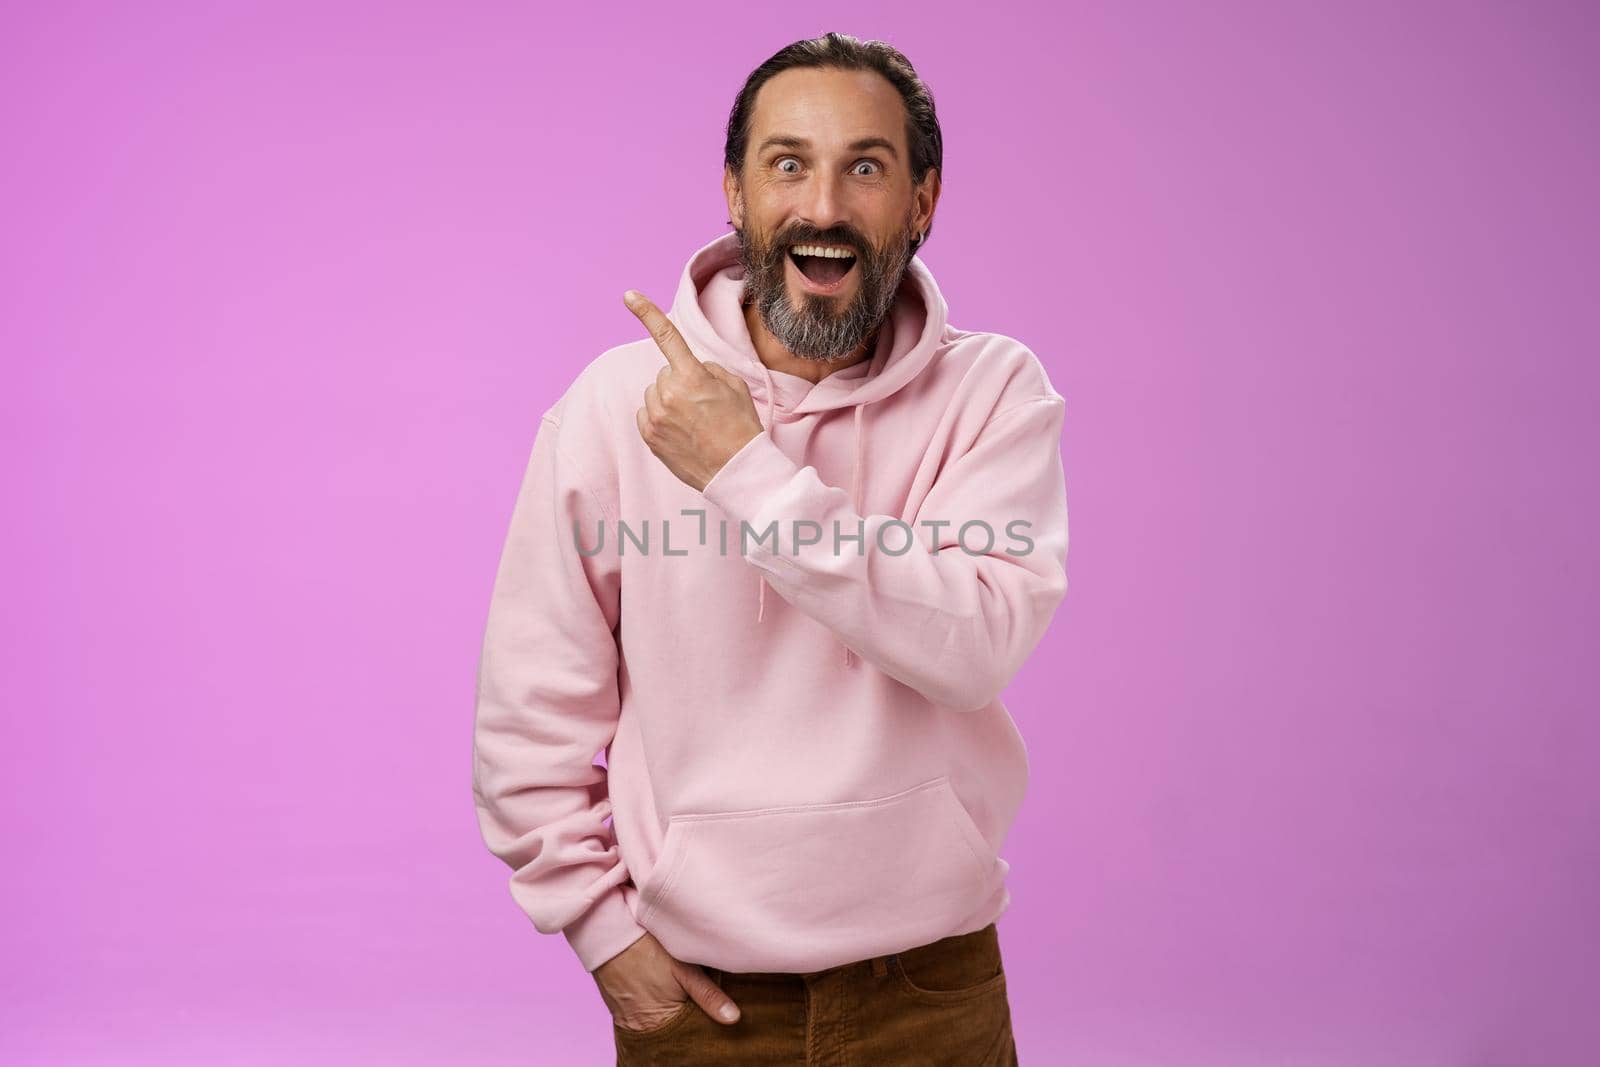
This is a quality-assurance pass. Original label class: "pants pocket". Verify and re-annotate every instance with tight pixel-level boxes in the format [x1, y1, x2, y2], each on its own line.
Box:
[858, 927, 1015, 1067]
[889, 923, 1008, 1004]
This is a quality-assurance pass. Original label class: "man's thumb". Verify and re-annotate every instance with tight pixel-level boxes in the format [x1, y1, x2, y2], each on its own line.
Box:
[677, 964, 741, 1025]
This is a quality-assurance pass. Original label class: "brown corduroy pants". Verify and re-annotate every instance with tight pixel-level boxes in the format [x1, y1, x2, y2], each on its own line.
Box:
[612, 922, 1018, 1066]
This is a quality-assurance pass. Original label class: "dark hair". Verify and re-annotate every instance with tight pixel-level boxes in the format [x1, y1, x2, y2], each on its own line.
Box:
[724, 32, 943, 250]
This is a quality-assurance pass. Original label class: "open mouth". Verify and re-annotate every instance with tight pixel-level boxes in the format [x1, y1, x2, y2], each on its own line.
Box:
[787, 244, 859, 293]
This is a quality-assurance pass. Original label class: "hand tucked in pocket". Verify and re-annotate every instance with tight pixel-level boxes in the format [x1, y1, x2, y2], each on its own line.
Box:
[594, 931, 742, 1032]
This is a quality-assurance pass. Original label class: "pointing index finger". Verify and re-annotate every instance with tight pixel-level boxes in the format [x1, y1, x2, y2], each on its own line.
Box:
[624, 290, 707, 379]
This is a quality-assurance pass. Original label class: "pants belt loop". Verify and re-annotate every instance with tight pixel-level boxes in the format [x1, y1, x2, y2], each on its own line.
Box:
[871, 954, 888, 977]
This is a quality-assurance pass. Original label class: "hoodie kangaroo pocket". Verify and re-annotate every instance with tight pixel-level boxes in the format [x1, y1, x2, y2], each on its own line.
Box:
[634, 776, 1000, 974]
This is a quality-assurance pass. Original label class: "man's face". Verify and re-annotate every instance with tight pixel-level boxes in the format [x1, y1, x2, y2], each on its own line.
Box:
[726, 66, 938, 362]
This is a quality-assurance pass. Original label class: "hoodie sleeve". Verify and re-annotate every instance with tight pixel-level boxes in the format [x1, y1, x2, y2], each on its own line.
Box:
[700, 394, 1069, 714]
[471, 412, 649, 973]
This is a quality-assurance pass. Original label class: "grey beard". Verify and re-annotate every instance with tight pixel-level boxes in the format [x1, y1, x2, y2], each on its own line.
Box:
[739, 233, 913, 362]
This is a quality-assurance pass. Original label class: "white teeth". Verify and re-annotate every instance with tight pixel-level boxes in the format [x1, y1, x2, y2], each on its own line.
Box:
[790, 244, 857, 259]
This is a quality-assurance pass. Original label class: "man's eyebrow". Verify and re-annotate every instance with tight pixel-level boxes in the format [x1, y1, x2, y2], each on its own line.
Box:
[756, 135, 900, 161]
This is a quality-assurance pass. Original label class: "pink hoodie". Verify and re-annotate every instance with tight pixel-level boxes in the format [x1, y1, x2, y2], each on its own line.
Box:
[472, 231, 1069, 975]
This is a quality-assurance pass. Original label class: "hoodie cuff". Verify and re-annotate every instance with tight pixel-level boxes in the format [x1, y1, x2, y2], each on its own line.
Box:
[561, 883, 651, 973]
[701, 431, 802, 535]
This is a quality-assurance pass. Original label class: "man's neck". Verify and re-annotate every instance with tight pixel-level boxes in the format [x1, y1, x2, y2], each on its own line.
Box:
[742, 298, 876, 385]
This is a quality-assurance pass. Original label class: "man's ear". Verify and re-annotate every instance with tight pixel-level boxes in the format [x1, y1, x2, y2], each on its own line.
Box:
[915, 167, 941, 240]
[723, 167, 744, 230]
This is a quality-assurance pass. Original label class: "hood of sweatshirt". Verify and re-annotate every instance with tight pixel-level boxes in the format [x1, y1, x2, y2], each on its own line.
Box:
[668, 231, 949, 663]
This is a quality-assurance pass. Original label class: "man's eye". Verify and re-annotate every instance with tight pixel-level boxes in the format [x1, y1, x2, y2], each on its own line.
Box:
[853, 161, 880, 175]
[776, 158, 801, 174]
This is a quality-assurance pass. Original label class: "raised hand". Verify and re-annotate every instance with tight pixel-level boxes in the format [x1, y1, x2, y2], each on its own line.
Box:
[624, 289, 764, 492]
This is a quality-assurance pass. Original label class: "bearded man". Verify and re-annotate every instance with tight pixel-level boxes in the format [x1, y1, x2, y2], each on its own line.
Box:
[473, 31, 1069, 1066]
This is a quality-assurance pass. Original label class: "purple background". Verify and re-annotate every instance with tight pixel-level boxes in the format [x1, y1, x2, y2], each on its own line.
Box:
[4, 2, 1595, 1064]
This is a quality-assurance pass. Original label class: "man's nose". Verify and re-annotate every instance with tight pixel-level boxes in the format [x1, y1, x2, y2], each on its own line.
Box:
[799, 169, 850, 235]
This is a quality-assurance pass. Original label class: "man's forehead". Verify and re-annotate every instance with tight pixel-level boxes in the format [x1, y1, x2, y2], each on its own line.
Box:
[748, 68, 907, 155]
